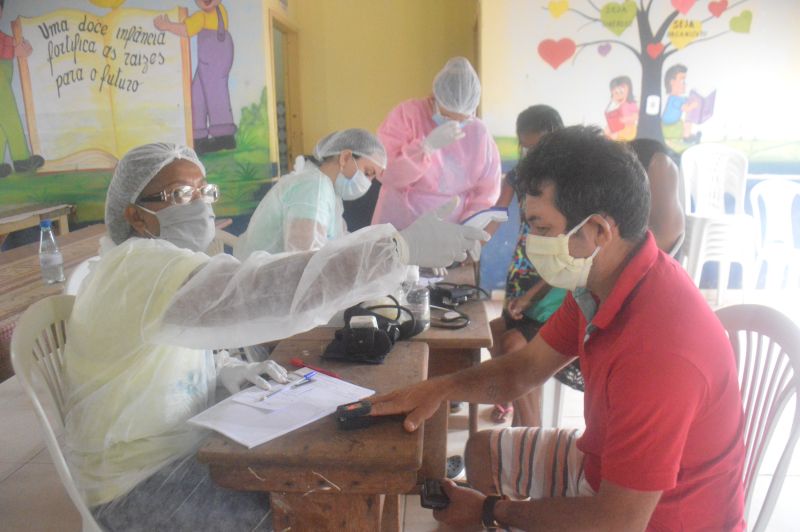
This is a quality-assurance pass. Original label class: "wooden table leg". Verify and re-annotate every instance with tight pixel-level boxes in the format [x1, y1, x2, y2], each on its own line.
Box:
[380, 494, 401, 532]
[272, 492, 382, 531]
[56, 214, 70, 235]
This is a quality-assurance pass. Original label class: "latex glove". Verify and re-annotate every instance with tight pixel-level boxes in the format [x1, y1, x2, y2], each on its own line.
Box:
[214, 351, 289, 394]
[398, 198, 489, 268]
[422, 121, 465, 154]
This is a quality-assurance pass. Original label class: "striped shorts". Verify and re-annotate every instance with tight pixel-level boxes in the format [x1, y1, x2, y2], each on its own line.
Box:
[490, 427, 595, 500]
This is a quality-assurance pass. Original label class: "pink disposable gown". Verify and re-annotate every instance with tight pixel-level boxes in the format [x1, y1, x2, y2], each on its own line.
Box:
[372, 98, 501, 230]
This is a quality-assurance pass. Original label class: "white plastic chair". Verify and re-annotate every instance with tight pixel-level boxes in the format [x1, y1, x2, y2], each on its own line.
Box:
[716, 304, 800, 532]
[205, 228, 239, 256]
[749, 179, 800, 289]
[681, 143, 749, 216]
[10, 295, 102, 532]
[683, 213, 758, 305]
[65, 256, 100, 296]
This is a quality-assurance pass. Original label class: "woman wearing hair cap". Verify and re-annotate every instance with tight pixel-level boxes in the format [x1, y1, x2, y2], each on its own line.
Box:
[64, 142, 487, 529]
[372, 57, 502, 231]
[235, 128, 387, 258]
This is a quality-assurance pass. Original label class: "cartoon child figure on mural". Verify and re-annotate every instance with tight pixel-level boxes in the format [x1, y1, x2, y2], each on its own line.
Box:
[661, 63, 700, 146]
[154, 0, 237, 155]
[604, 75, 638, 141]
[0, 0, 45, 178]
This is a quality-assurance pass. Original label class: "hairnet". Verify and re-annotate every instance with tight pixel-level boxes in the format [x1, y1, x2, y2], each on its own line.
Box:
[313, 128, 387, 169]
[433, 57, 481, 116]
[105, 143, 205, 244]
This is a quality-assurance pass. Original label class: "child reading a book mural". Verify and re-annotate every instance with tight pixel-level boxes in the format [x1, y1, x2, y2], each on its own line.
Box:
[0, 0, 44, 178]
[661, 63, 702, 146]
[154, 0, 236, 155]
[604, 75, 638, 141]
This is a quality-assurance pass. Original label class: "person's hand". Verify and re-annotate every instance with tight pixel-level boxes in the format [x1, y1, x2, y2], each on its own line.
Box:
[369, 378, 450, 432]
[153, 14, 170, 31]
[215, 351, 289, 394]
[506, 295, 532, 320]
[14, 39, 32, 58]
[432, 479, 486, 527]
[398, 198, 489, 268]
[423, 121, 465, 154]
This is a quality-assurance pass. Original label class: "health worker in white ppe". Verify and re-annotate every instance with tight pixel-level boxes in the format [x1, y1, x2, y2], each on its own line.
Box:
[235, 129, 386, 258]
[371, 56, 502, 230]
[62, 143, 487, 530]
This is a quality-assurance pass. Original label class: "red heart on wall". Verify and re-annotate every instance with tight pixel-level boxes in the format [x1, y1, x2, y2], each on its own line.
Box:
[538, 38, 577, 69]
[646, 42, 664, 58]
[708, 0, 728, 17]
[671, 0, 696, 14]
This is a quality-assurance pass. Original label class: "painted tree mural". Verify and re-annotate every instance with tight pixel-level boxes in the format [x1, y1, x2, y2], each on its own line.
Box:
[537, 0, 753, 143]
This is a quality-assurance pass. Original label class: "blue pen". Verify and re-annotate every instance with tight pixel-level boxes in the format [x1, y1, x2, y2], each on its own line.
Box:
[291, 370, 317, 388]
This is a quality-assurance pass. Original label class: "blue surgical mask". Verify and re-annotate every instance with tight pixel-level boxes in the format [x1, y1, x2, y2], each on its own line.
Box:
[334, 158, 372, 201]
[432, 102, 471, 128]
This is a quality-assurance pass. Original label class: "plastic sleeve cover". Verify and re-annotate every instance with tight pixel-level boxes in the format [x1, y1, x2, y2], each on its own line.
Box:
[154, 224, 407, 349]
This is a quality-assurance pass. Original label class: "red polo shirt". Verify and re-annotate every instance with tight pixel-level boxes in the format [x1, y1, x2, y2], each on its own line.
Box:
[540, 231, 745, 530]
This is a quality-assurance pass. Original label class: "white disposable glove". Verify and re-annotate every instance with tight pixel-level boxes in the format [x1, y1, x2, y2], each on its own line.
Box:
[398, 198, 489, 268]
[214, 350, 289, 394]
[422, 121, 465, 154]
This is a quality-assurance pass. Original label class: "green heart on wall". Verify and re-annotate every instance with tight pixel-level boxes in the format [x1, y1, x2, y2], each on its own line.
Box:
[729, 10, 752, 33]
[601, 0, 637, 36]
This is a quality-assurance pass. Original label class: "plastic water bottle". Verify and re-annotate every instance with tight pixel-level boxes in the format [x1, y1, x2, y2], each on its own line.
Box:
[401, 266, 430, 334]
[39, 220, 65, 284]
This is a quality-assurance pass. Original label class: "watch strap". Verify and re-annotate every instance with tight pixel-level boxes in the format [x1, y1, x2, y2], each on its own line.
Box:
[481, 494, 502, 528]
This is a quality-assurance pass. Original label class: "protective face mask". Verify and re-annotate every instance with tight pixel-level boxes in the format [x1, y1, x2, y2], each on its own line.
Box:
[138, 200, 216, 252]
[525, 215, 600, 291]
[334, 158, 372, 201]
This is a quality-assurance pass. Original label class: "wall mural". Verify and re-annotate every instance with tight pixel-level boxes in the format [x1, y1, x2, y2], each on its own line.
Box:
[0, 0, 273, 223]
[537, 0, 749, 151]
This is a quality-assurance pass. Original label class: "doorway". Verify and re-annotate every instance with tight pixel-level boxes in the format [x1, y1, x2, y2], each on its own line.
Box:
[269, 12, 302, 175]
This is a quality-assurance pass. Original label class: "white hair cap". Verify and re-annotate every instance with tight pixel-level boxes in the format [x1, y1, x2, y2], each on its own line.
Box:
[105, 143, 205, 244]
[313, 128, 387, 169]
[433, 56, 481, 116]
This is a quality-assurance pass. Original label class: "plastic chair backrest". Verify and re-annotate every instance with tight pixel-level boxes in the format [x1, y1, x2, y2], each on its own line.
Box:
[749, 179, 800, 249]
[715, 304, 800, 532]
[681, 143, 749, 216]
[10, 295, 102, 532]
[65, 257, 100, 296]
[205, 228, 239, 256]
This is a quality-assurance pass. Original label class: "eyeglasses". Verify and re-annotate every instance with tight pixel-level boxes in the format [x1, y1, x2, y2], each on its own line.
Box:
[138, 183, 220, 205]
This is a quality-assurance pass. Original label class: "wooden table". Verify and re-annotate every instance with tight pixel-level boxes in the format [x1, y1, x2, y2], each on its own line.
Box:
[0, 224, 105, 381]
[197, 339, 429, 532]
[288, 264, 493, 478]
[0, 203, 73, 247]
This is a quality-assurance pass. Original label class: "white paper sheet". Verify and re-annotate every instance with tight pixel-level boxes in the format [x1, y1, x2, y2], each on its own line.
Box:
[188, 369, 374, 449]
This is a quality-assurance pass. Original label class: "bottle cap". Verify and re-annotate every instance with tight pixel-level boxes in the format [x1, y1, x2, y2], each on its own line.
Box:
[40, 219, 52, 229]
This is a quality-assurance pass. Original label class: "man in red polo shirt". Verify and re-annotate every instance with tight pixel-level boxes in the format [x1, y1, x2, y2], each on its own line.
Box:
[370, 126, 745, 530]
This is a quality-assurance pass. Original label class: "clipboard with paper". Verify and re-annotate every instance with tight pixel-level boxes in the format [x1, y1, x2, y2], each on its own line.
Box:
[188, 368, 374, 449]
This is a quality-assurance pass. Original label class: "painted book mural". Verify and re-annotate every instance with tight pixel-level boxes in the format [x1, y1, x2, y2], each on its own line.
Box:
[0, 0, 276, 222]
[12, 7, 192, 172]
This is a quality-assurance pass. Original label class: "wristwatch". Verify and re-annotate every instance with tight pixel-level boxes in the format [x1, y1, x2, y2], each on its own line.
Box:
[481, 494, 503, 529]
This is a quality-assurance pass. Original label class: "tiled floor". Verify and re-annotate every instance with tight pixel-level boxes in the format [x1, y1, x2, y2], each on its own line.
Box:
[1, 295, 799, 531]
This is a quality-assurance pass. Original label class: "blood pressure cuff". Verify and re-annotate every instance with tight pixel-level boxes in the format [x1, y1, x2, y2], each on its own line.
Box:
[322, 300, 419, 364]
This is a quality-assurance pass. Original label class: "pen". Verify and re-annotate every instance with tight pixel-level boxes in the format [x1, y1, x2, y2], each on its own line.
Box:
[289, 357, 342, 379]
[291, 370, 317, 388]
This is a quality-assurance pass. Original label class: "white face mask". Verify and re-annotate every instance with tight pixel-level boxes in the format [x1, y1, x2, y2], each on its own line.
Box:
[334, 158, 372, 201]
[138, 200, 216, 252]
[525, 215, 600, 291]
